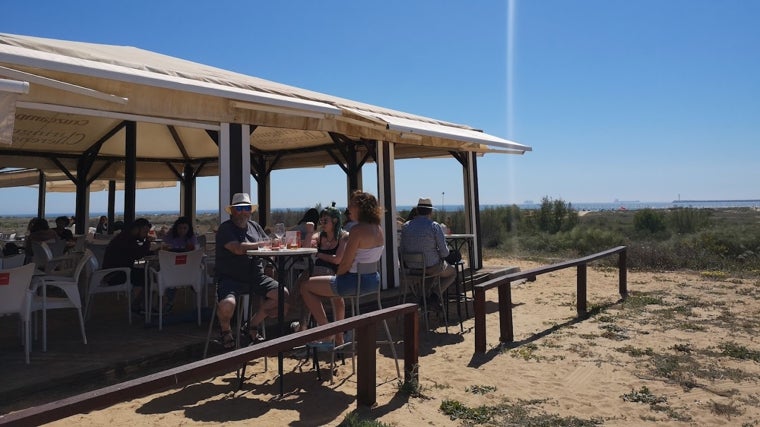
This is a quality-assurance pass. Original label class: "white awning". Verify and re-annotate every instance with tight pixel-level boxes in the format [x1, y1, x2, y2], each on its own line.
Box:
[343, 108, 531, 154]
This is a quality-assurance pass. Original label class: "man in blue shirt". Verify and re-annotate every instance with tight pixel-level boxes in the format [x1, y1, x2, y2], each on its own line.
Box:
[400, 197, 456, 309]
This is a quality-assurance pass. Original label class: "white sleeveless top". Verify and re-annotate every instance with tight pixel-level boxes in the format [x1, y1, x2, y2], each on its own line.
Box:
[350, 245, 384, 273]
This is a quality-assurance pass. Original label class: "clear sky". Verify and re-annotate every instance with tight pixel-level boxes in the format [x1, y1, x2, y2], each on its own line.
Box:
[2, 0, 759, 215]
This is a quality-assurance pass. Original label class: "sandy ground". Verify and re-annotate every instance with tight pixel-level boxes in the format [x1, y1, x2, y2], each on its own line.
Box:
[47, 256, 760, 426]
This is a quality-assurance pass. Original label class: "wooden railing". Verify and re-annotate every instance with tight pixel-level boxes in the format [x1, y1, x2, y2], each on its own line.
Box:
[0, 304, 420, 427]
[473, 246, 627, 353]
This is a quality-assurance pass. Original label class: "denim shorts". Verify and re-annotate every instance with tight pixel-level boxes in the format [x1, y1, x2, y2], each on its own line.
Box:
[330, 272, 380, 297]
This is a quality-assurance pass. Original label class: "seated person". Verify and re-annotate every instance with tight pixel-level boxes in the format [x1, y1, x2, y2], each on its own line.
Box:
[25, 217, 59, 263]
[53, 216, 76, 251]
[102, 218, 154, 313]
[161, 216, 198, 252]
[399, 197, 456, 310]
[292, 208, 320, 237]
[300, 191, 384, 346]
[95, 215, 109, 234]
[214, 193, 284, 349]
[291, 204, 349, 332]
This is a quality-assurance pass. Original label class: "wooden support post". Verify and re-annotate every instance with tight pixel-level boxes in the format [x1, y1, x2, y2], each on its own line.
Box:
[577, 264, 587, 316]
[403, 309, 419, 385]
[498, 280, 513, 343]
[356, 323, 376, 407]
[619, 249, 628, 297]
[474, 287, 486, 353]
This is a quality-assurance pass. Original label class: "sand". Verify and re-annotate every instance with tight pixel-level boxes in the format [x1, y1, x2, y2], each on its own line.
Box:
[48, 257, 760, 426]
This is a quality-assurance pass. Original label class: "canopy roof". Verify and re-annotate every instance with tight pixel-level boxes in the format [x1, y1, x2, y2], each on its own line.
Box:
[0, 33, 530, 182]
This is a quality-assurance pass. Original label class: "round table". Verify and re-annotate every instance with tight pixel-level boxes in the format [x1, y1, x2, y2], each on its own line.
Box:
[246, 247, 316, 395]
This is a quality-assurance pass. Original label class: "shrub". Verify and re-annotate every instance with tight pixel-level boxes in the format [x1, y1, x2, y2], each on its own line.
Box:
[667, 208, 711, 234]
[634, 209, 666, 234]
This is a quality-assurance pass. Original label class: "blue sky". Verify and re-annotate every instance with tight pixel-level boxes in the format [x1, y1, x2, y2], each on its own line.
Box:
[2, 0, 759, 215]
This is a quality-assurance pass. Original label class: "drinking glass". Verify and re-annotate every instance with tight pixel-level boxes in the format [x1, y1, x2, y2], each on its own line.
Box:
[274, 223, 286, 243]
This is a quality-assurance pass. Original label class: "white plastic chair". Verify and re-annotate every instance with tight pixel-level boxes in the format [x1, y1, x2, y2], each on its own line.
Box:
[148, 249, 205, 330]
[32, 251, 90, 351]
[0, 253, 25, 269]
[84, 252, 133, 324]
[400, 251, 449, 333]
[0, 263, 36, 364]
[31, 240, 78, 275]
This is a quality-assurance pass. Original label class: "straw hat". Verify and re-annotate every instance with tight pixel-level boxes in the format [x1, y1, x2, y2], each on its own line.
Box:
[416, 197, 435, 210]
[225, 192, 258, 214]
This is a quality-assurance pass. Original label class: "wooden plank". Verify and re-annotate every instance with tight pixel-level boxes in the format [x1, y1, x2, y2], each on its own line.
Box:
[356, 323, 376, 406]
[403, 310, 419, 384]
[0, 304, 418, 427]
[472, 246, 628, 353]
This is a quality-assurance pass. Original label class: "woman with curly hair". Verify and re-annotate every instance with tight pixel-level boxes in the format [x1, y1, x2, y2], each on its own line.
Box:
[300, 191, 384, 345]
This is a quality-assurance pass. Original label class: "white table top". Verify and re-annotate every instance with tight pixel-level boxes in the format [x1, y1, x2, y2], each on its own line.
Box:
[446, 233, 474, 239]
[246, 247, 317, 257]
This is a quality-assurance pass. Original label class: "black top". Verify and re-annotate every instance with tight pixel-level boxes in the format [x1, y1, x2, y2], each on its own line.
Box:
[314, 232, 339, 273]
[215, 219, 268, 282]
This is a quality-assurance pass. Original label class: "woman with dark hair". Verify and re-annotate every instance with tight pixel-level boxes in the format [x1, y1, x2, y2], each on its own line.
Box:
[95, 215, 108, 234]
[161, 216, 198, 252]
[291, 203, 349, 332]
[300, 191, 384, 345]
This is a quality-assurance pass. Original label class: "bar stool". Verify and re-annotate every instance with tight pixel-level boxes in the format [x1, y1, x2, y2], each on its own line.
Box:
[445, 259, 469, 332]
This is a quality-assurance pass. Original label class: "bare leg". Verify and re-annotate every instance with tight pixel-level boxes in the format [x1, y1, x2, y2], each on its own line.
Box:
[330, 297, 345, 345]
[249, 287, 289, 331]
[216, 296, 236, 332]
[300, 276, 337, 328]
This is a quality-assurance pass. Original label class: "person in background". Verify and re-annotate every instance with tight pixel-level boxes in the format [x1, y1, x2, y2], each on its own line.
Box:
[343, 207, 358, 232]
[161, 216, 198, 252]
[300, 190, 384, 346]
[292, 207, 320, 237]
[214, 193, 283, 350]
[53, 216, 76, 251]
[103, 218, 154, 314]
[291, 204, 349, 332]
[24, 217, 58, 263]
[405, 207, 419, 223]
[399, 197, 456, 312]
[95, 215, 108, 234]
[159, 216, 199, 312]
[26, 217, 57, 243]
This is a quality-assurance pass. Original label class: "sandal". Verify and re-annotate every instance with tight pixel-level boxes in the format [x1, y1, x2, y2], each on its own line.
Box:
[239, 320, 265, 346]
[220, 330, 235, 350]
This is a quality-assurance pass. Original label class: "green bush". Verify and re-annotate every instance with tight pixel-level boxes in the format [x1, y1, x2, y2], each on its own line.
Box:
[667, 207, 710, 234]
[633, 209, 666, 234]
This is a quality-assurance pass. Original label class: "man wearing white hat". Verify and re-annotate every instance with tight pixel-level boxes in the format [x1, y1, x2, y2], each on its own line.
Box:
[214, 193, 284, 349]
[400, 197, 457, 311]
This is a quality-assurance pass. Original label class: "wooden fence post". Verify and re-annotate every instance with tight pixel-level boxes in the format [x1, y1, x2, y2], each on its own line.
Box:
[619, 249, 628, 297]
[403, 309, 419, 385]
[474, 287, 486, 353]
[356, 322, 377, 407]
[577, 263, 587, 316]
[498, 280, 513, 343]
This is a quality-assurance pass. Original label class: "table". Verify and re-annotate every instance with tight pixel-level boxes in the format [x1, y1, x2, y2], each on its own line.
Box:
[134, 255, 158, 323]
[445, 234, 476, 325]
[446, 234, 475, 270]
[245, 247, 316, 395]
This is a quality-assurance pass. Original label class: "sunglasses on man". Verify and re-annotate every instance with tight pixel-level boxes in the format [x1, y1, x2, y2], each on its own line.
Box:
[234, 205, 252, 212]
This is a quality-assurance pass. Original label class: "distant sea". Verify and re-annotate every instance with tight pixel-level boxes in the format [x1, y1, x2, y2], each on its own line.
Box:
[9, 199, 760, 219]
